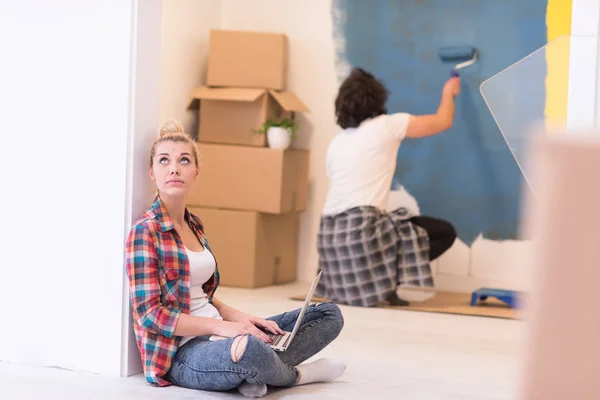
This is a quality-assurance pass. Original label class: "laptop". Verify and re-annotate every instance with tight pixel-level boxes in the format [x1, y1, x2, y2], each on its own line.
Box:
[209, 270, 323, 352]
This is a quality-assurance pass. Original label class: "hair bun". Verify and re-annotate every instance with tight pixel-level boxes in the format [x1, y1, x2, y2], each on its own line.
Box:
[159, 119, 185, 137]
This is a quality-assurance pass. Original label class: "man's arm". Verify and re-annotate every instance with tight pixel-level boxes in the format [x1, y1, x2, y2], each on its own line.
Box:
[405, 77, 460, 139]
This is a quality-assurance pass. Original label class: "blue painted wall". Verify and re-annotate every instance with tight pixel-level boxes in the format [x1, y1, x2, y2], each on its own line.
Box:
[332, 0, 547, 246]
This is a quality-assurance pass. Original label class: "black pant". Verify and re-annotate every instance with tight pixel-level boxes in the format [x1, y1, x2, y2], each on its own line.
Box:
[409, 216, 457, 261]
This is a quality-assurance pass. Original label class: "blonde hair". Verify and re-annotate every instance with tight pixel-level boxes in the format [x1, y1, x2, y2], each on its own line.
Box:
[150, 120, 199, 167]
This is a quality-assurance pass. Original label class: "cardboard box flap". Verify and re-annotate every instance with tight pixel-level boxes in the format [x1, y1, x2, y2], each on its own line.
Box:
[194, 87, 265, 102]
[268, 90, 310, 112]
[189, 87, 265, 108]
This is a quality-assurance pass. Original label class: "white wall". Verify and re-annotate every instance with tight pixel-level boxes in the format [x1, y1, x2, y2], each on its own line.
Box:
[0, 0, 138, 375]
[568, 0, 600, 129]
[158, 0, 222, 135]
[122, 0, 163, 377]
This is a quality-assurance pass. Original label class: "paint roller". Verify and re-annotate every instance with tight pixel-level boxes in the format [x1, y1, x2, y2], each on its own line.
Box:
[438, 46, 478, 77]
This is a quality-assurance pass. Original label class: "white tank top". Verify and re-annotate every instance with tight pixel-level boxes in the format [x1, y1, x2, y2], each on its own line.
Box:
[179, 246, 223, 347]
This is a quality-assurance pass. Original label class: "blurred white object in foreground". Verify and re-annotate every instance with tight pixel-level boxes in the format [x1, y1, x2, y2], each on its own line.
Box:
[518, 131, 600, 400]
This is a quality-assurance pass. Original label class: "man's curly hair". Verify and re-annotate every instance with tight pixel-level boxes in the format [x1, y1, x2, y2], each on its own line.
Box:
[334, 68, 389, 129]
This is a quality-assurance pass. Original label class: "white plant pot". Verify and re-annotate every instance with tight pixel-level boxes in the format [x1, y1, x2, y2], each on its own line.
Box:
[266, 127, 292, 149]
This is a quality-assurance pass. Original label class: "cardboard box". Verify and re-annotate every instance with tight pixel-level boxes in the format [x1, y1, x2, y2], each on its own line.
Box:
[188, 144, 309, 214]
[189, 207, 299, 288]
[190, 86, 309, 147]
[207, 29, 288, 90]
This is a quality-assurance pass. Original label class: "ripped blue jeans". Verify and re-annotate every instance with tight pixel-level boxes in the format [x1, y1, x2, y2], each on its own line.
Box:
[165, 302, 344, 391]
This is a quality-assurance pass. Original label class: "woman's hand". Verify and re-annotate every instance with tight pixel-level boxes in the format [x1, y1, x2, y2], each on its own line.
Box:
[213, 321, 273, 343]
[227, 309, 286, 336]
[243, 314, 286, 336]
[210, 297, 285, 340]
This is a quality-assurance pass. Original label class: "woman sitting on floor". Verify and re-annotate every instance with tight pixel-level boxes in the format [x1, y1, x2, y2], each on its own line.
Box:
[126, 120, 345, 398]
[315, 68, 459, 307]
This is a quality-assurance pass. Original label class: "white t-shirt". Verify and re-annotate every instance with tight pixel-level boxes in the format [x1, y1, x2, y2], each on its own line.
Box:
[179, 246, 222, 347]
[322, 113, 411, 215]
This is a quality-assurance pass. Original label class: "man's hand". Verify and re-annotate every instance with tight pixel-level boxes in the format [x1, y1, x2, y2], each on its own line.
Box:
[443, 77, 461, 98]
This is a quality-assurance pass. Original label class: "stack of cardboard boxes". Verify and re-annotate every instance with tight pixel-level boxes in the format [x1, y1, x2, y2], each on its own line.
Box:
[187, 29, 310, 289]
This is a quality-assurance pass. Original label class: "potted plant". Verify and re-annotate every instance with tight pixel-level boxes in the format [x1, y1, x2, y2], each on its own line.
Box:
[253, 118, 298, 149]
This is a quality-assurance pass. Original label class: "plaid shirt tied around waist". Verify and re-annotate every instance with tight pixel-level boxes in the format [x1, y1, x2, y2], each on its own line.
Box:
[315, 206, 433, 307]
[125, 198, 219, 386]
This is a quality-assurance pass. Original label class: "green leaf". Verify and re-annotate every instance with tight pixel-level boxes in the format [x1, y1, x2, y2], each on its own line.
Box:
[252, 118, 299, 140]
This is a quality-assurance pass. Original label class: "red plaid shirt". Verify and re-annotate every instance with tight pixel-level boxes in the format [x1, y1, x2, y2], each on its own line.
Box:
[125, 198, 219, 386]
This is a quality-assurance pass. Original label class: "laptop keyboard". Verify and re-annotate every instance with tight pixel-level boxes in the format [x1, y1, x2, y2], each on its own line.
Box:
[266, 332, 290, 347]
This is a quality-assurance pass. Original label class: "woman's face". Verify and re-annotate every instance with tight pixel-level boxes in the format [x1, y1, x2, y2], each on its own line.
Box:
[149, 141, 198, 199]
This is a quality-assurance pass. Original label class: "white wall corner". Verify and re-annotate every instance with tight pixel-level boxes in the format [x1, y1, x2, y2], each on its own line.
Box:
[121, 0, 163, 378]
[567, 0, 600, 129]
[595, 2, 600, 128]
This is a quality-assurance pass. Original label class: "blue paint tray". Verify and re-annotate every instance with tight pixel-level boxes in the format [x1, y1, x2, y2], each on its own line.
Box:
[471, 288, 520, 309]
